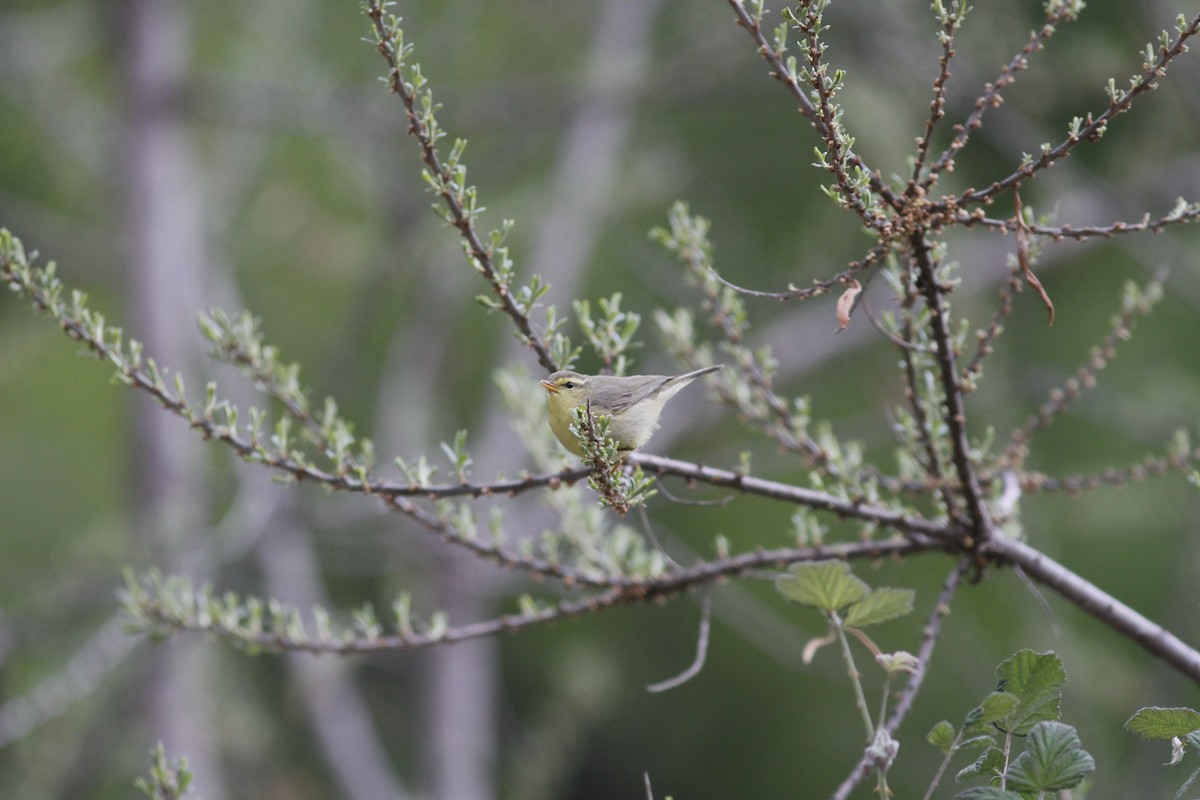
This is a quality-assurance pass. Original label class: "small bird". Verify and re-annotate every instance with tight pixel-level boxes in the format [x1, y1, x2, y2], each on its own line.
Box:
[540, 365, 723, 456]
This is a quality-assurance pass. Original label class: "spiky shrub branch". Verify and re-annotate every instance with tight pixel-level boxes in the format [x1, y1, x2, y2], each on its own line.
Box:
[4, 0, 1200, 796]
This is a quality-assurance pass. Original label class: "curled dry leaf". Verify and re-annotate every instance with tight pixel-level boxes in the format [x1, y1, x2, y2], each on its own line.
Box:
[802, 631, 837, 664]
[836, 279, 863, 332]
[1015, 191, 1055, 326]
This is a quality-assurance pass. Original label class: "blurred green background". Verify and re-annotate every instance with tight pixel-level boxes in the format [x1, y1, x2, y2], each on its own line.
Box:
[2, 0, 1199, 798]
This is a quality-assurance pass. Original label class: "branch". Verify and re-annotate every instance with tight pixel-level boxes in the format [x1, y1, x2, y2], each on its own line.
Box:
[911, 235, 993, 539]
[1002, 274, 1163, 468]
[1016, 442, 1199, 494]
[725, 0, 900, 222]
[947, 12, 1200, 208]
[987, 537, 1200, 684]
[899, 309, 957, 518]
[702, 241, 891, 303]
[363, 2, 560, 372]
[961, 263, 1022, 390]
[630, 453, 958, 540]
[125, 537, 949, 656]
[955, 201, 1200, 240]
[926, 2, 1079, 184]
[829, 558, 968, 800]
[910, 0, 968, 185]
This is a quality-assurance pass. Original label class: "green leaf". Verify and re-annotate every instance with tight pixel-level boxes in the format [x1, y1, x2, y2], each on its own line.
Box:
[776, 560, 869, 612]
[1125, 707, 1200, 741]
[953, 788, 1025, 800]
[977, 691, 1021, 725]
[993, 650, 1064, 735]
[1007, 721, 1095, 792]
[955, 746, 1005, 783]
[927, 720, 956, 753]
[844, 586, 915, 627]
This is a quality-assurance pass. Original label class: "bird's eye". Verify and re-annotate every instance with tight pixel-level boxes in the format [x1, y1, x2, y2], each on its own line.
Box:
[563, 381, 576, 389]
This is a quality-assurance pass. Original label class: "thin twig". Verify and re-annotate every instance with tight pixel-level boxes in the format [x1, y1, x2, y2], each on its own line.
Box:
[910, 1, 964, 185]
[911, 235, 993, 539]
[926, 4, 1078, 185]
[131, 537, 951, 656]
[1002, 271, 1163, 468]
[898, 308, 957, 520]
[955, 204, 1200, 240]
[944, 12, 1200, 208]
[646, 591, 713, 692]
[724, 0, 901, 220]
[829, 558, 968, 800]
[364, 2, 560, 372]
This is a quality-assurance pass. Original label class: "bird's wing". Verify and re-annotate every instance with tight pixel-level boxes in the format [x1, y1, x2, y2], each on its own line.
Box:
[604, 376, 670, 414]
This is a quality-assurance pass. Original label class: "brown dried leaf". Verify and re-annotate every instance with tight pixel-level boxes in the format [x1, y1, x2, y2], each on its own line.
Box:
[1015, 191, 1055, 325]
[835, 278, 863, 332]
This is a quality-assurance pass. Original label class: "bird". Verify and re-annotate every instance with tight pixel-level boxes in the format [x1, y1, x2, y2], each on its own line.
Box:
[540, 365, 723, 456]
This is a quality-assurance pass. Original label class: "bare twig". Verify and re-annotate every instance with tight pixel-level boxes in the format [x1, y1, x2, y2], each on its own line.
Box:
[364, 2, 560, 372]
[1002, 272, 1163, 468]
[910, 1, 966, 185]
[725, 0, 901, 222]
[955, 203, 1200, 240]
[961, 263, 1022, 389]
[926, 4, 1079, 185]
[946, 12, 1200, 208]
[986, 537, 1200, 683]
[911, 235, 993, 539]
[830, 558, 968, 800]
[646, 591, 713, 692]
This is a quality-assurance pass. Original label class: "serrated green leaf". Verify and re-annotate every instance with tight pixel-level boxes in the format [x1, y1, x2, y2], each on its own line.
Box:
[978, 691, 1021, 724]
[845, 586, 915, 627]
[776, 560, 869, 612]
[1124, 707, 1200, 741]
[959, 734, 997, 753]
[953, 788, 1025, 800]
[956, 746, 1005, 783]
[1007, 721, 1095, 792]
[928, 720, 956, 753]
[993, 650, 1064, 734]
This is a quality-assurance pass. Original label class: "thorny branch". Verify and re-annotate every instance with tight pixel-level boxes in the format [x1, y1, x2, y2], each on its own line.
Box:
[910, 235, 993, 540]
[127, 537, 948, 656]
[726, 0, 901, 226]
[925, 2, 1080, 184]
[945, 12, 1200, 209]
[364, 1, 560, 373]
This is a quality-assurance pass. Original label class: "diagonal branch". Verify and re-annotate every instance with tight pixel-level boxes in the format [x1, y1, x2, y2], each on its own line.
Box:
[986, 536, 1200, 684]
[925, 2, 1079, 186]
[911, 234, 993, 539]
[364, 2, 559, 372]
[126, 536, 950, 657]
[945, 12, 1200, 209]
[725, 0, 901, 221]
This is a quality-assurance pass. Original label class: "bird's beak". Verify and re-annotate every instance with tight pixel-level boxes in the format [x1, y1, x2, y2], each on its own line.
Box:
[540, 379, 560, 394]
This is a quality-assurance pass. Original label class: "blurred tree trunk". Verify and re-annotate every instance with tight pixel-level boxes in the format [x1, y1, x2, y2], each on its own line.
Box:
[119, 1, 227, 798]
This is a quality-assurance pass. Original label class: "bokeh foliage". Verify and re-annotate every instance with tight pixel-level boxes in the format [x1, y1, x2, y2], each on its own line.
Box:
[2, 0, 1200, 798]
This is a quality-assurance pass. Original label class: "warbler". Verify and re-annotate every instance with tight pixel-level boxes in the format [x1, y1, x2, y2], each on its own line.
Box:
[540, 365, 723, 456]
